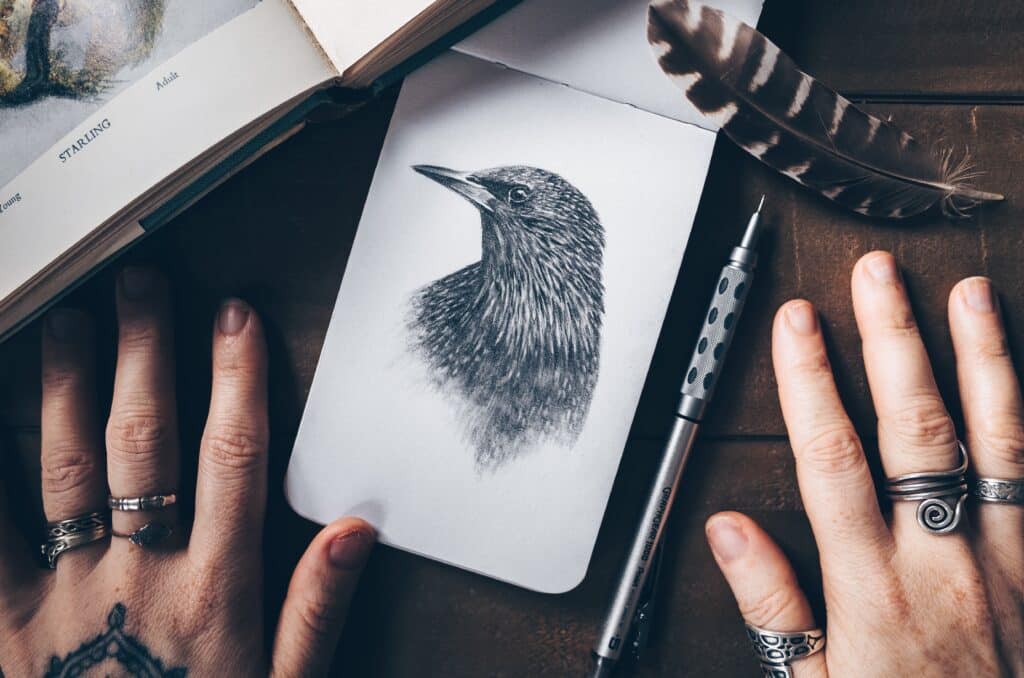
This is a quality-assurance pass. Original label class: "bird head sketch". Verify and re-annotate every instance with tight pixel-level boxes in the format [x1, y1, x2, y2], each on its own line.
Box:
[408, 164, 606, 471]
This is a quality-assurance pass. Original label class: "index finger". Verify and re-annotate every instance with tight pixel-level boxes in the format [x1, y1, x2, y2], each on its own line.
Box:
[773, 300, 892, 573]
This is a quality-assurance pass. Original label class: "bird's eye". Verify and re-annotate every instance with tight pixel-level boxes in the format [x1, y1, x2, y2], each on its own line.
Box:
[508, 186, 530, 204]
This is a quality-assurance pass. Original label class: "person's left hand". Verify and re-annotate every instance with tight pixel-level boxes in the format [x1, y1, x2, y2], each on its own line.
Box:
[704, 252, 1023, 677]
[0, 267, 374, 677]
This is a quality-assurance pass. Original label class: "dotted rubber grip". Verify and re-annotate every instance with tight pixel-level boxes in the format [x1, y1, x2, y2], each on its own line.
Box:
[681, 262, 754, 402]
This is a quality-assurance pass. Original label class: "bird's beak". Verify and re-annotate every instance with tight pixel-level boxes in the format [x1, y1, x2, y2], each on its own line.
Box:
[413, 165, 495, 213]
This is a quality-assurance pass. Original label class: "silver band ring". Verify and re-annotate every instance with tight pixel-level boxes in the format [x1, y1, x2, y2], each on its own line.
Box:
[111, 521, 174, 548]
[745, 623, 825, 677]
[41, 511, 110, 569]
[971, 477, 1024, 505]
[108, 494, 177, 512]
[884, 441, 969, 534]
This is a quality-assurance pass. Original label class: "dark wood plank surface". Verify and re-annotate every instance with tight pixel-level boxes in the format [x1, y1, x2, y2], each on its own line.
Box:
[2, 2, 1022, 676]
[758, 0, 1024, 98]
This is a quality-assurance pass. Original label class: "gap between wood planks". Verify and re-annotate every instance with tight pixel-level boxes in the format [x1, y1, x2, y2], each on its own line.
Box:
[847, 91, 1024, 105]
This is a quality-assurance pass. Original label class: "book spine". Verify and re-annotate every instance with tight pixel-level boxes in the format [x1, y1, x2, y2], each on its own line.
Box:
[370, 0, 525, 95]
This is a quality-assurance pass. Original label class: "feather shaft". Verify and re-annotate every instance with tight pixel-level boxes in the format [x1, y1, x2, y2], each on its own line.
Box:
[648, 0, 1003, 219]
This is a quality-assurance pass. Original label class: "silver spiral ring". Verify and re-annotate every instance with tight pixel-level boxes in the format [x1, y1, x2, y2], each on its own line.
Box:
[917, 495, 965, 533]
[885, 441, 969, 535]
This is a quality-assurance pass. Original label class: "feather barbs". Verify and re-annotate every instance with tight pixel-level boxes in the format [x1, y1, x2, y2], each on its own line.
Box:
[648, 0, 1003, 219]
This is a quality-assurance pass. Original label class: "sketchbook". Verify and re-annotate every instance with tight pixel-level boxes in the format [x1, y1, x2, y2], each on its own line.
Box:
[0, 0, 515, 342]
[285, 0, 764, 594]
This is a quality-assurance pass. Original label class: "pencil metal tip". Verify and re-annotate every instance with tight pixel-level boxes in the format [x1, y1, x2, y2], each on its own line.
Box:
[740, 197, 765, 250]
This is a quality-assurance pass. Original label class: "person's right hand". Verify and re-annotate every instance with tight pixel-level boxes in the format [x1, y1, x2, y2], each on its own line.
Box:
[705, 251, 1023, 676]
[0, 268, 374, 677]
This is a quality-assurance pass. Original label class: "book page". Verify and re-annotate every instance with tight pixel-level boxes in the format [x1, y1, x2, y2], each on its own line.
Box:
[286, 0, 434, 74]
[285, 51, 718, 593]
[0, 0, 334, 305]
[454, 0, 764, 128]
[1, 0, 260, 188]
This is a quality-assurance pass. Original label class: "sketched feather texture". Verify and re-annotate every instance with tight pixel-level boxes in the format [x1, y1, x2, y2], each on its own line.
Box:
[648, 0, 1003, 218]
[409, 166, 605, 471]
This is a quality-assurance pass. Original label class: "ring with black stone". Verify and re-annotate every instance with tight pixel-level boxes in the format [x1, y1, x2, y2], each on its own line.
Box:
[112, 522, 174, 548]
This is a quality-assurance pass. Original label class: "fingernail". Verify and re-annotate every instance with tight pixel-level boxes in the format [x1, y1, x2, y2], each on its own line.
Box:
[785, 302, 818, 336]
[329, 529, 374, 570]
[706, 516, 748, 563]
[962, 278, 996, 314]
[865, 253, 900, 284]
[218, 299, 249, 336]
[121, 267, 155, 301]
[46, 309, 83, 342]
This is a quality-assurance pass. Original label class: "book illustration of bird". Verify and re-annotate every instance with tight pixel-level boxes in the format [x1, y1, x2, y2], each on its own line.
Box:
[647, 0, 1003, 218]
[408, 164, 605, 471]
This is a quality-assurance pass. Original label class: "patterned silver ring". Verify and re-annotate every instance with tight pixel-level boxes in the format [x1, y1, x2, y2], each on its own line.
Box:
[107, 494, 177, 512]
[745, 623, 825, 677]
[971, 477, 1024, 505]
[884, 441, 969, 534]
[41, 511, 110, 569]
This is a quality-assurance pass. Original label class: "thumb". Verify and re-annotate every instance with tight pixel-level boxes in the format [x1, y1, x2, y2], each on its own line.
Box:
[706, 512, 828, 678]
[271, 518, 375, 678]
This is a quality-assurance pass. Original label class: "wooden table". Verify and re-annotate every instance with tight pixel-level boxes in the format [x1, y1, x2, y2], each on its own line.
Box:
[2, 1, 1021, 675]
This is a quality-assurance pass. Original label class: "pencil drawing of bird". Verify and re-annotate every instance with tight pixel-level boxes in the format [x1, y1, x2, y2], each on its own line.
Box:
[408, 165, 605, 471]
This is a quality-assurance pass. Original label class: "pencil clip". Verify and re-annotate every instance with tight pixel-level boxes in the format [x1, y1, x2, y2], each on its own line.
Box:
[629, 544, 666, 663]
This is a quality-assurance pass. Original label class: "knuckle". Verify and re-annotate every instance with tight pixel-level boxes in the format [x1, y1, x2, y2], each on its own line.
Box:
[788, 348, 831, 377]
[41, 366, 84, 393]
[294, 594, 342, 640]
[739, 585, 801, 629]
[41, 444, 98, 496]
[883, 397, 956, 450]
[879, 308, 919, 336]
[973, 418, 1024, 468]
[202, 423, 268, 472]
[173, 581, 224, 639]
[797, 426, 865, 476]
[215, 353, 260, 381]
[106, 411, 172, 459]
[118, 320, 164, 350]
[945, 569, 994, 629]
[972, 334, 1011, 363]
[871, 577, 912, 625]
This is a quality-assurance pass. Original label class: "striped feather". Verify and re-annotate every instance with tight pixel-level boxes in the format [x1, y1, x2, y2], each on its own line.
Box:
[648, 0, 1002, 218]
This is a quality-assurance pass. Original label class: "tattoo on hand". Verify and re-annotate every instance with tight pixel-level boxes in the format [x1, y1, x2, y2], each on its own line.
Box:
[44, 603, 186, 677]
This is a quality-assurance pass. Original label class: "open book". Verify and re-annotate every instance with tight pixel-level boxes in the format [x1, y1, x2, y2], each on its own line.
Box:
[286, 0, 763, 593]
[0, 0, 510, 341]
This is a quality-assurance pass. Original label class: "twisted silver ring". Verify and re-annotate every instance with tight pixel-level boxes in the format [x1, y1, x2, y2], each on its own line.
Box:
[971, 477, 1024, 505]
[884, 441, 969, 534]
[745, 623, 825, 677]
[107, 493, 177, 512]
[41, 511, 110, 568]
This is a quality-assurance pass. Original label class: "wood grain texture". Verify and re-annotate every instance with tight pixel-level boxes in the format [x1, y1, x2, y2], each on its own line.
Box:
[758, 0, 1024, 97]
[1, 2, 1022, 676]
[638, 103, 1024, 440]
